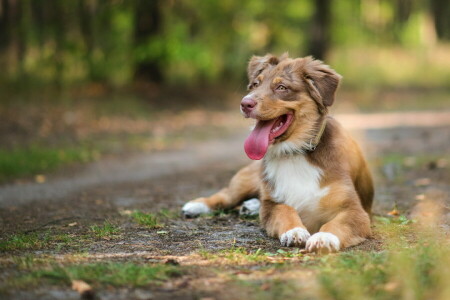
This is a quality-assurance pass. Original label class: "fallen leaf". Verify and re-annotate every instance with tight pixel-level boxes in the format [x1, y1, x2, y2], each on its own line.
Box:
[35, 174, 46, 183]
[68, 222, 78, 227]
[71, 280, 95, 299]
[387, 208, 400, 216]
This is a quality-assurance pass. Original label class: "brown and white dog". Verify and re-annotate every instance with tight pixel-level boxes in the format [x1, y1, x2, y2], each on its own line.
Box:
[182, 54, 373, 253]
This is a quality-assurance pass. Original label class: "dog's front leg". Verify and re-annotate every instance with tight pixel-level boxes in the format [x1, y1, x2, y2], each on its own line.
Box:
[182, 162, 261, 217]
[305, 207, 371, 254]
[260, 199, 310, 247]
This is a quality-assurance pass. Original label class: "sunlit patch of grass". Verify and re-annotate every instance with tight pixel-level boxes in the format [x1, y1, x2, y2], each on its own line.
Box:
[316, 216, 450, 300]
[317, 239, 450, 300]
[89, 221, 120, 238]
[2, 262, 181, 290]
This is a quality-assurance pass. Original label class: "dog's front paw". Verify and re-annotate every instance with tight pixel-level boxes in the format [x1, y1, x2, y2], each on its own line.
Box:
[280, 227, 311, 247]
[305, 232, 340, 254]
[239, 198, 261, 216]
[182, 199, 211, 218]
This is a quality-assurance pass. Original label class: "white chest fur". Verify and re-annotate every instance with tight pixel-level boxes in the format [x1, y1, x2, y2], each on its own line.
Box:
[263, 155, 329, 216]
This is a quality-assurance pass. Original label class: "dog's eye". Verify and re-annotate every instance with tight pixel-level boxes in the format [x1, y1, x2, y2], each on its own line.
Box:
[252, 81, 260, 88]
[276, 85, 288, 91]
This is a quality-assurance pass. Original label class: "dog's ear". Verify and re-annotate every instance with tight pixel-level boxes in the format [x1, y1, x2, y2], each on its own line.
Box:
[301, 56, 342, 109]
[247, 53, 287, 89]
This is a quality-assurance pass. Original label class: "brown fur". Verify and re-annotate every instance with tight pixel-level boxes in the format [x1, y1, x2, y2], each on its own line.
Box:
[183, 54, 374, 252]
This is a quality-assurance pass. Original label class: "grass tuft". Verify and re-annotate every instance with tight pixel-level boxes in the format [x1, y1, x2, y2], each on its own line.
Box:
[89, 221, 120, 238]
[131, 211, 164, 228]
[3, 262, 181, 290]
[0, 233, 49, 251]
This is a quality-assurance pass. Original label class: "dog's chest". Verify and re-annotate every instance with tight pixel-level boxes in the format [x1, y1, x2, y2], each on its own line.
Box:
[264, 156, 329, 214]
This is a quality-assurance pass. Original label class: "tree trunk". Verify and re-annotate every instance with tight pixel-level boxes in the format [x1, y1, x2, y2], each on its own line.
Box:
[134, 0, 163, 82]
[430, 0, 450, 40]
[308, 0, 331, 60]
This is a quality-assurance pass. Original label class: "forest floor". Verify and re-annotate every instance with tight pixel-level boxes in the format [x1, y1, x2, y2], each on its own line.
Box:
[0, 92, 449, 300]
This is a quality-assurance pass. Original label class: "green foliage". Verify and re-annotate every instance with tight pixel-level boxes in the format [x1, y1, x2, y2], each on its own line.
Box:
[89, 221, 120, 238]
[1, 0, 448, 89]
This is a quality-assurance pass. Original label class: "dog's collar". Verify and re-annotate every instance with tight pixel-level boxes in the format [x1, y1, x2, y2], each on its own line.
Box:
[305, 117, 327, 152]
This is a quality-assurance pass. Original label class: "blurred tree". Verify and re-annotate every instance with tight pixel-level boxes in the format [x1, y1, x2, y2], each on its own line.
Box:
[134, 0, 163, 82]
[430, 0, 450, 40]
[308, 0, 331, 60]
[0, 0, 448, 90]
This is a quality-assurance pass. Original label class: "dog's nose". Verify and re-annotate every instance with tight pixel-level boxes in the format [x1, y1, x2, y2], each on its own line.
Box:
[241, 96, 256, 115]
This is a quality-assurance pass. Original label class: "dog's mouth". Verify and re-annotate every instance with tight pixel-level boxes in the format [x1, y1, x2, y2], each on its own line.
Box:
[244, 113, 294, 160]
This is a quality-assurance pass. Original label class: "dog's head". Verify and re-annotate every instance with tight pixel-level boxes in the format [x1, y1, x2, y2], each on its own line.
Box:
[241, 54, 342, 160]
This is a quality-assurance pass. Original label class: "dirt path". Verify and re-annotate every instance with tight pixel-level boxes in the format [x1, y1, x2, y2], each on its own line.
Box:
[1, 111, 449, 207]
[1, 111, 449, 300]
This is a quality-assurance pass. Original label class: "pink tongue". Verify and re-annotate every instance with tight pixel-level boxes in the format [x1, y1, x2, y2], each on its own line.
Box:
[244, 119, 278, 160]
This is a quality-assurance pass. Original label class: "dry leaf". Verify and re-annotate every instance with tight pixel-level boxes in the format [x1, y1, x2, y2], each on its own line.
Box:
[387, 208, 400, 216]
[35, 174, 46, 183]
[71, 280, 95, 299]
[68, 222, 78, 227]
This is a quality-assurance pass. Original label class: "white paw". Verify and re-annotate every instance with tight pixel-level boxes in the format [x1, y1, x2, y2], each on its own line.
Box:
[182, 201, 211, 218]
[280, 227, 311, 247]
[239, 198, 260, 216]
[305, 232, 340, 254]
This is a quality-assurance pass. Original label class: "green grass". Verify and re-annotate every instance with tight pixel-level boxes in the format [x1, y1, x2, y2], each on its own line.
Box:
[218, 217, 450, 300]
[0, 233, 49, 251]
[131, 211, 164, 228]
[3, 262, 181, 290]
[89, 221, 120, 238]
[317, 238, 450, 300]
[197, 244, 310, 264]
[0, 145, 99, 183]
[2, 216, 449, 299]
[0, 232, 90, 252]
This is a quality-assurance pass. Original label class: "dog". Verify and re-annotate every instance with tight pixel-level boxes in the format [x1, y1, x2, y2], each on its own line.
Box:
[182, 54, 373, 253]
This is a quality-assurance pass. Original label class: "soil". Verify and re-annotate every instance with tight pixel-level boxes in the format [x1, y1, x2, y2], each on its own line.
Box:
[0, 111, 449, 300]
